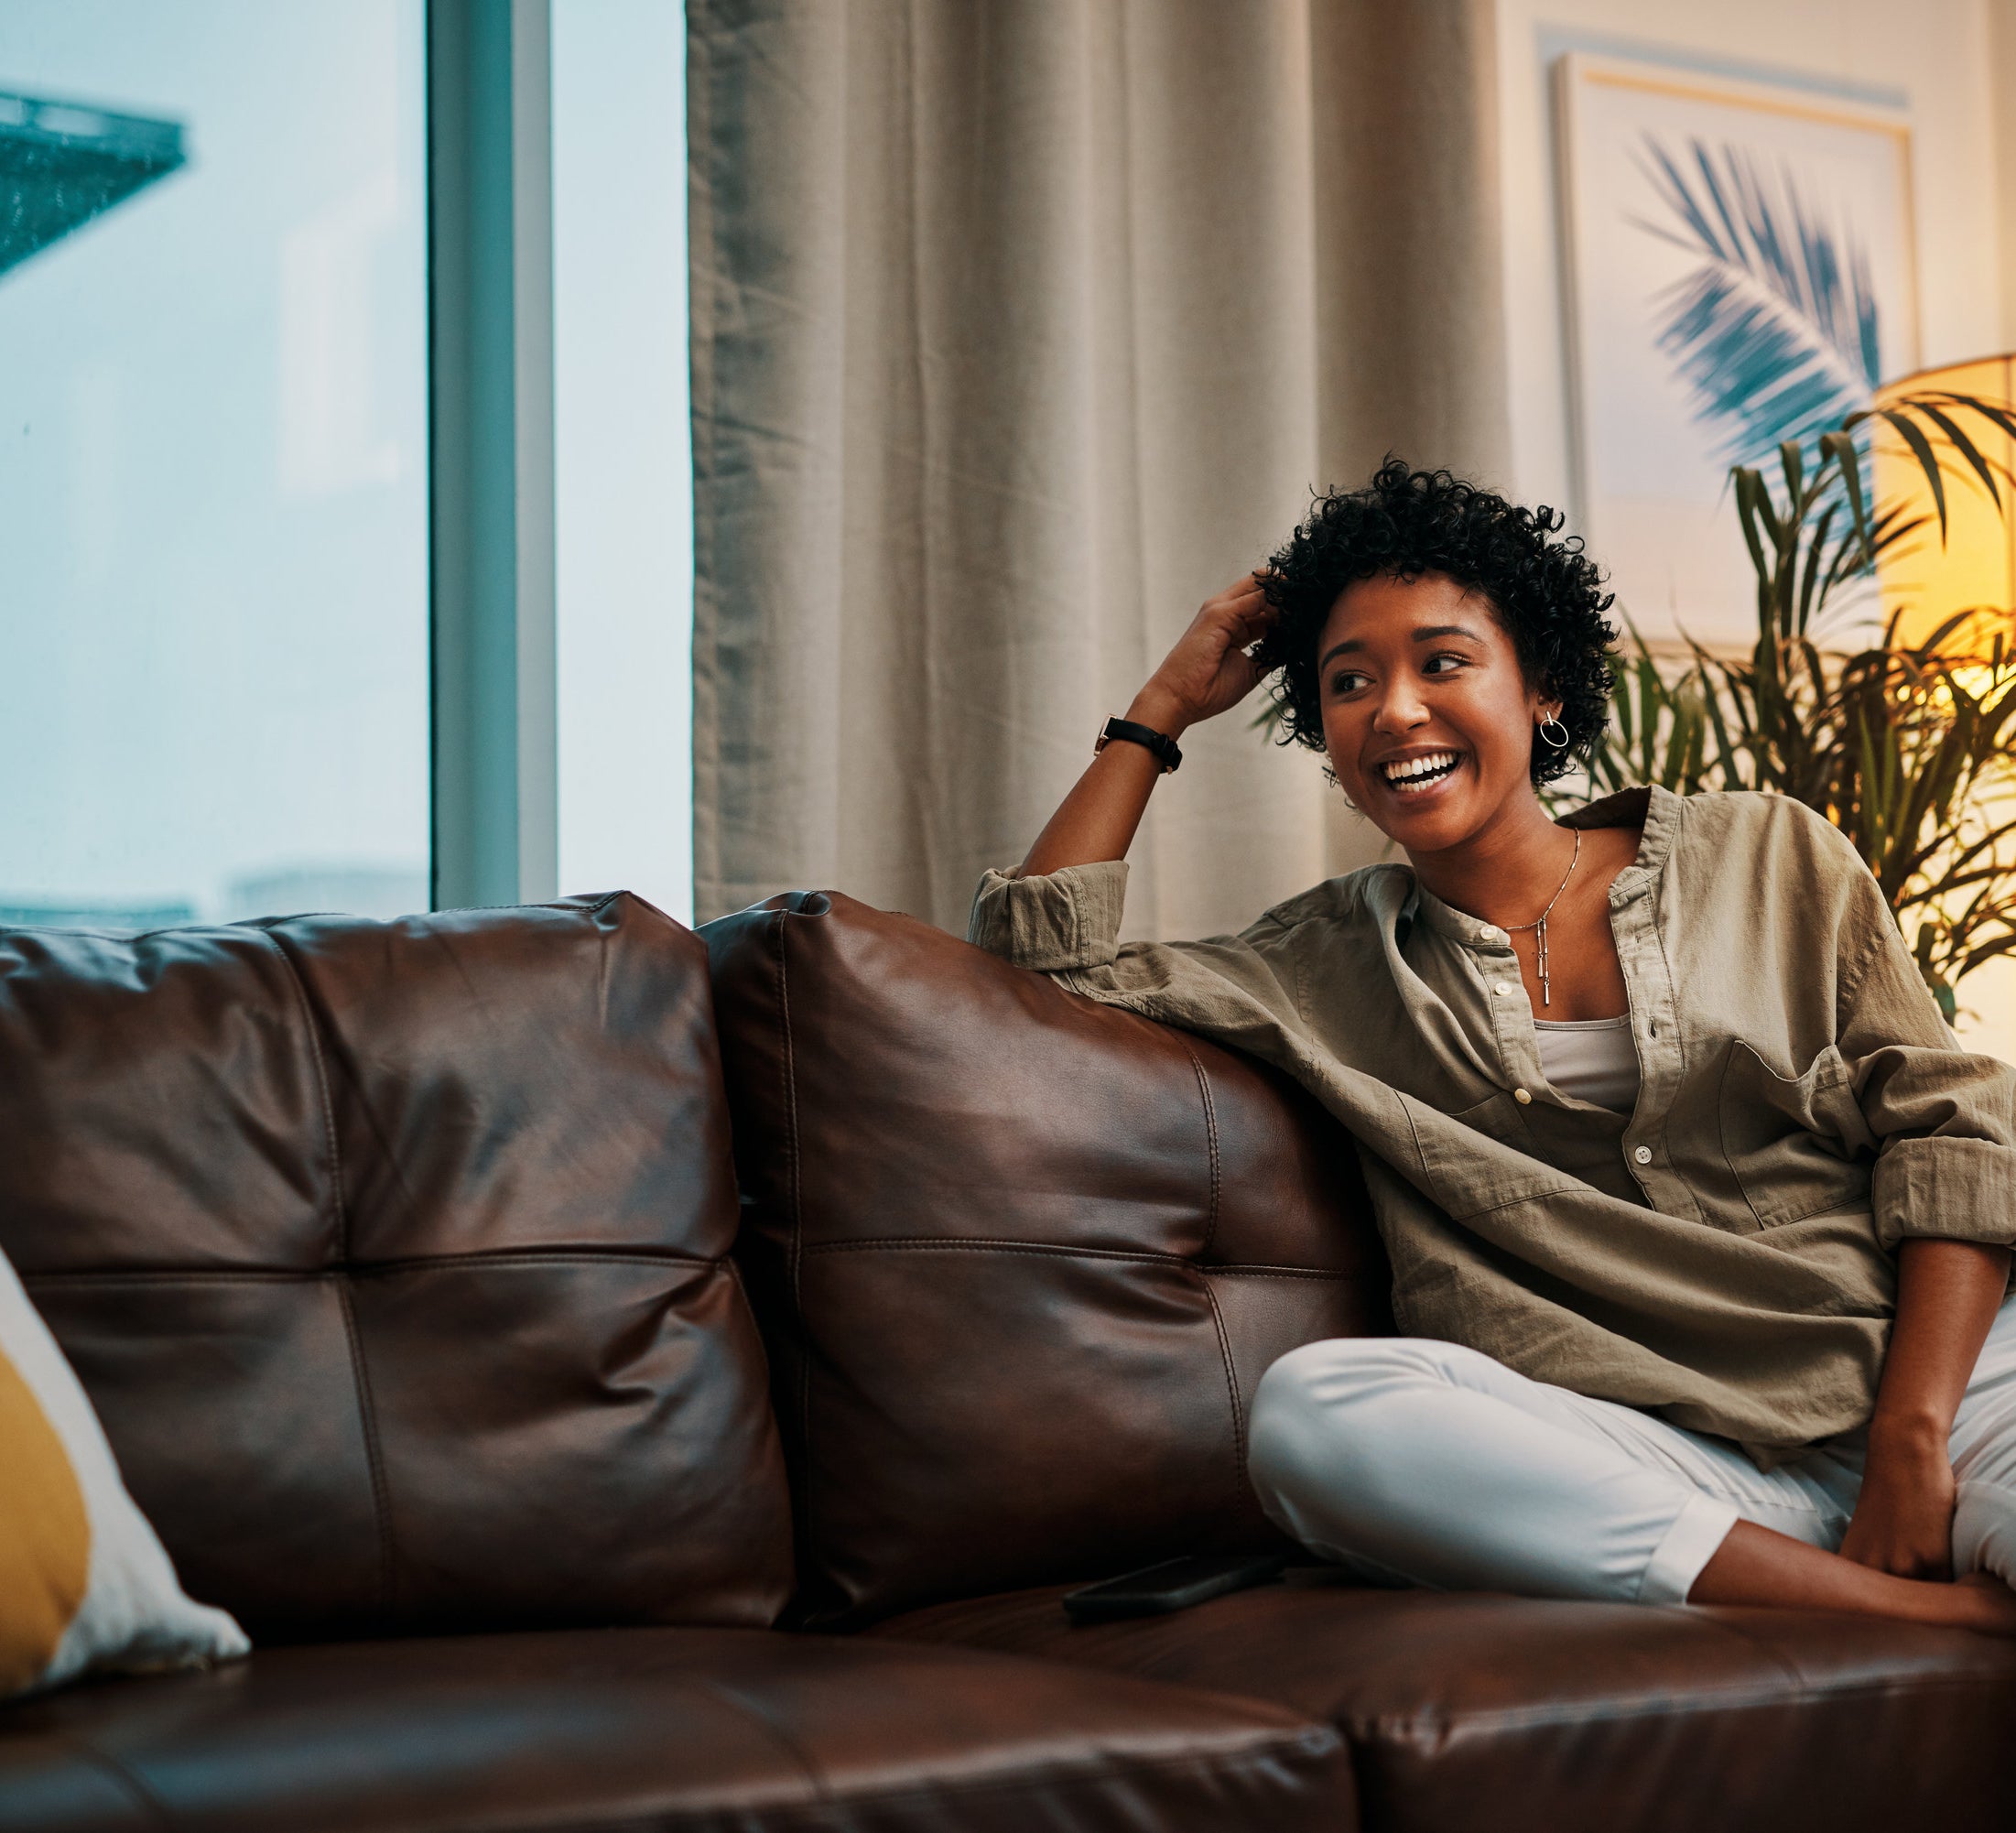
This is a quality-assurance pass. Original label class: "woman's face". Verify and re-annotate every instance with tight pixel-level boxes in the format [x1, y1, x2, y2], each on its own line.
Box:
[1315, 570, 1555, 854]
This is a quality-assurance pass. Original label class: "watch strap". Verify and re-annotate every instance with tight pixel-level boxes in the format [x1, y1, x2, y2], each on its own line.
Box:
[1096, 716, 1183, 774]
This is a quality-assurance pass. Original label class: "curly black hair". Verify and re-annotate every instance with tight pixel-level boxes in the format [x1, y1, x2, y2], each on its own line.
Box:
[1252, 458, 1617, 786]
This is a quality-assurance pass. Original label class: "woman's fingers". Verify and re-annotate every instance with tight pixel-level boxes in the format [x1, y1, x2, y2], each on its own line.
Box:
[1210, 571, 1270, 607]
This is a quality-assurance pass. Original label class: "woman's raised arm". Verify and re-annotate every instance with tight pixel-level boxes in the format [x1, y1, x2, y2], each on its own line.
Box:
[1020, 573, 1276, 877]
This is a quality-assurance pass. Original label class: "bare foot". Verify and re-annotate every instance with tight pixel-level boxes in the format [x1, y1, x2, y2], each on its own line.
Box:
[1950, 1571, 2016, 1637]
[1692, 1522, 2016, 1632]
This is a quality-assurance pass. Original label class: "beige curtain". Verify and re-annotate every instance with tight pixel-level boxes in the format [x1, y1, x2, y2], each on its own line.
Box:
[688, 0, 1510, 935]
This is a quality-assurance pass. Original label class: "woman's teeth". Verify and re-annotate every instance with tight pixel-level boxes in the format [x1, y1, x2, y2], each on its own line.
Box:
[1381, 751, 1460, 793]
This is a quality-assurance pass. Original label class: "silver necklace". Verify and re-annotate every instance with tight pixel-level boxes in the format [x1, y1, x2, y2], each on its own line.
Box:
[1503, 829, 1581, 1007]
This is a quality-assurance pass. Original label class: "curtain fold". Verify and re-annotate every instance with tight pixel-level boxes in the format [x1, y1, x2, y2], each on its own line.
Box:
[689, 0, 1510, 933]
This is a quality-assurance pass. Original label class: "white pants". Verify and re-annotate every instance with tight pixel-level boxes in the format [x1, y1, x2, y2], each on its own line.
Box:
[1247, 1295, 2016, 1605]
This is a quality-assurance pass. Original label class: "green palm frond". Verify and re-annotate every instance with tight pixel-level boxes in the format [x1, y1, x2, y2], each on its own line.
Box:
[1635, 137, 1881, 470]
[1589, 390, 2016, 1016]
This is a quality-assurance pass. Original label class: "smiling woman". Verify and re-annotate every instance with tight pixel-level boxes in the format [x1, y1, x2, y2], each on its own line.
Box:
[977, 454, 2016, 1643]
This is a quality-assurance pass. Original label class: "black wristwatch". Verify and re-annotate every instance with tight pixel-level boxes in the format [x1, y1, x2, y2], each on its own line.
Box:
[1096, 716, 1184, 775]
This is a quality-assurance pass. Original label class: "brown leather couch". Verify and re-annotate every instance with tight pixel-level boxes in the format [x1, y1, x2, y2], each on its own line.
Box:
[1, 889, 2011, 1832]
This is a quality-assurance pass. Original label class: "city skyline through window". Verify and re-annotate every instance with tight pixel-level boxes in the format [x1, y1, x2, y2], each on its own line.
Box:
[0, 2, 429, 927]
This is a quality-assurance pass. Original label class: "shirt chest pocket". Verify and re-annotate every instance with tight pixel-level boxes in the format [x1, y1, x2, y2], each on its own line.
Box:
[1406, 1089, 1550, 1220]
[1717, 1039, 1876, 1230]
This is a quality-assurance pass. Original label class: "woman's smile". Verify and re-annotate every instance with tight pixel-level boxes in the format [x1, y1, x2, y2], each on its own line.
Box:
[1371, 747, 1469, 797]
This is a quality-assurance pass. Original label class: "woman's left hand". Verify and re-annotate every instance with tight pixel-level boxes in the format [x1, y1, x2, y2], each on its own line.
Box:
[1838, 1420, 1956, 1579]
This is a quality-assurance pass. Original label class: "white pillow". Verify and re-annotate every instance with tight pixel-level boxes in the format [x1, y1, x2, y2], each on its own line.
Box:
[0, 1246, 248, 1697]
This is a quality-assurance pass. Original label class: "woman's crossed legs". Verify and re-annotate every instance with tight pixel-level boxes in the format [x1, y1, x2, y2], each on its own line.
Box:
[1249, 1303, 2016, 1628]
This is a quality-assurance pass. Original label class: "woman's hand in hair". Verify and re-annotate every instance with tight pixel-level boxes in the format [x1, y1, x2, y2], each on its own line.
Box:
[1017, 572, 1274, 878]
[1131, 572, 1277, 736]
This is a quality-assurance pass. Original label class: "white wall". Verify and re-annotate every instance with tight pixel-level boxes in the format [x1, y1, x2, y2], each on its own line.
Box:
[1491, 0, 2016, 1055]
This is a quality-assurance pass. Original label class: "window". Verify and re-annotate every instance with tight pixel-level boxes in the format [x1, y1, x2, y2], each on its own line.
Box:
[552, 0, 693, 923]
[0, 2, 430, 926]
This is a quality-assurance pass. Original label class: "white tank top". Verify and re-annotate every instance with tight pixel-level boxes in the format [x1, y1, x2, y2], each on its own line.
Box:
[1534, 1014, 1640, 1113]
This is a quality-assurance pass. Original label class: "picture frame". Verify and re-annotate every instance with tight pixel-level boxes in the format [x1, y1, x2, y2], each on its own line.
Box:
[1554, 51, 1919, 647]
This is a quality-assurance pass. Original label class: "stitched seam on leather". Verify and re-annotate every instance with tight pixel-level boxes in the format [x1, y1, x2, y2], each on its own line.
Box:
[807, 1238, 1177, 1263]
[266, 927, 432, 1241]
[255, 931, 349, 1262]
[1204, 1264, 1360, 1281]
[335, 1277, 396, 1616]
[1172, 1006, 1239, 1484]
[343, 1248, 719, 1274]
[697, 1677, 829, 1804]
[257, 929, 395, 1619]
[1685, 1608, 1810, 1692]
[1183, 1043, 1222, 1260]
[773, 906, 817, 1591]
[1343, 1673, 2010, 1744]
[799, 1239, 1360, 1277]
[648, 1730, 1345, 1821]
[21, 1251, 725, 1286]
[1199, 1271, 1248, 1487]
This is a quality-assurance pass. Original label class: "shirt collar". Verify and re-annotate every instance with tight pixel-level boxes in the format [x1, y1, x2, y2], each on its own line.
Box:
[1403, 784, 1680, 945]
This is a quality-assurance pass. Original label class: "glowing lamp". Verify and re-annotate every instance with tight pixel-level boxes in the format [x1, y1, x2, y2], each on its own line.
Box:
[1873, 355, 2016, 646]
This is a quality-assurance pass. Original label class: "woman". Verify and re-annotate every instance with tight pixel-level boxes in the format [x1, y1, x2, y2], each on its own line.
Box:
[970, 460, 2016, 1632]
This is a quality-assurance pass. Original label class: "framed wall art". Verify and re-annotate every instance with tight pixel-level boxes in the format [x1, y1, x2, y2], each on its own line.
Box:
[1554, 51, 1918, 647]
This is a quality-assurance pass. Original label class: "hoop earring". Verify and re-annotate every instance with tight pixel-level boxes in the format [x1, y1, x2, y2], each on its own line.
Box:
[1538, 715, 1570, 750]
[1322, 764, 1361, 813]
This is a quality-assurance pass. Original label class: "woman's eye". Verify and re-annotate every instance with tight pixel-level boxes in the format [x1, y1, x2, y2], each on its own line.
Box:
[1328, 670, 1369, 695]
[1423, 653, 1467, 676]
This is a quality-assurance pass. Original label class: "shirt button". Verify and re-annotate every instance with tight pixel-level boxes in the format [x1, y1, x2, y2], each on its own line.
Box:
[1494, 983, 1514, 997]
[1633, 1145, 1653, 1165]
[1513, 1088, 1532, 1105]
[1479, 925, 1502, 942]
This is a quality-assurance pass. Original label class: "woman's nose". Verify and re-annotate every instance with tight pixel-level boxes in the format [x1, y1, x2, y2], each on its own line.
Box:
[1372, 685, 1430, 734]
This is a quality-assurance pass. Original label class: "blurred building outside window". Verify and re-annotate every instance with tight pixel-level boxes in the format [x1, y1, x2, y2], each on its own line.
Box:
[0, 0, 697, 930]
[0, 1, 431, 927]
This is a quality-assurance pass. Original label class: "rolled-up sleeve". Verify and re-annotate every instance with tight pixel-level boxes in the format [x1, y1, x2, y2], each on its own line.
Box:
[967, 862, 1131, 971]
[1840, 890, 2016, 1251]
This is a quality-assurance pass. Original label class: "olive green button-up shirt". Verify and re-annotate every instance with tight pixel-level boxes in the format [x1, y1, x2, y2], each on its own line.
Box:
[969, 785, 2016, 1458]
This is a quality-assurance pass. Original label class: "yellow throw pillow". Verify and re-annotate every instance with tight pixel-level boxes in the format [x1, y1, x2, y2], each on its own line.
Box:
[0, 1248, 247, 1697]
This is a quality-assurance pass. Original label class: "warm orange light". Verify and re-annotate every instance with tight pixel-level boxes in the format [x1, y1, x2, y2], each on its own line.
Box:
[1874, 355, 2016, 648]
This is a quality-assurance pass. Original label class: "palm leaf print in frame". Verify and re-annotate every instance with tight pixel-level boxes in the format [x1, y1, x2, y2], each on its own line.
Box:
[1635, 136, 1882, 475]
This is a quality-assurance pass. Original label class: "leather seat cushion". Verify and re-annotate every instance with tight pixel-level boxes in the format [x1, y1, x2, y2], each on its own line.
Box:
[0, 897, 793, 1638]
[873, 1576, 2016, 1833]
[702, 891, 1390, 1629]
[0, 1627, 1352, 1833]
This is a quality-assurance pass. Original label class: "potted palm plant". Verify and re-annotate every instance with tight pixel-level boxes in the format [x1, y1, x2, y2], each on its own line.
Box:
[1588, 396, 2016, 1021]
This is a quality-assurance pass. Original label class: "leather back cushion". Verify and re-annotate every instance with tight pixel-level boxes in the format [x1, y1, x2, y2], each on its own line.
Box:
[703, 891, 1391, 1629]
[0, 895, 794, 1639]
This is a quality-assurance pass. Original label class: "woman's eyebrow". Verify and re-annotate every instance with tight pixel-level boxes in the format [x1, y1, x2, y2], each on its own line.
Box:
[1318, 624, 1484, 672]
